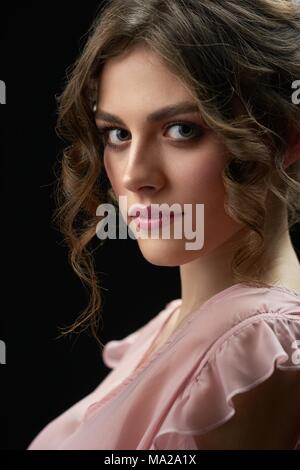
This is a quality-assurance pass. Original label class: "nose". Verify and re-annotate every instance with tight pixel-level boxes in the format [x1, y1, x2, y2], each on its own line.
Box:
[122, 140, 165, 193]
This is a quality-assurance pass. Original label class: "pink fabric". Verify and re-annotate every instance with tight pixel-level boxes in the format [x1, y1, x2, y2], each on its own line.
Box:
[27, 283, 300, 450]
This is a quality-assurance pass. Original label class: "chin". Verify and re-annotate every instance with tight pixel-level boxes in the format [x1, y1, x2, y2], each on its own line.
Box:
[137, 238, 203, 267]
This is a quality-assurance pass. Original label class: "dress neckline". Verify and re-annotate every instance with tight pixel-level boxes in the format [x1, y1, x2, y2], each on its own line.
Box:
[131, 282, 241, 375]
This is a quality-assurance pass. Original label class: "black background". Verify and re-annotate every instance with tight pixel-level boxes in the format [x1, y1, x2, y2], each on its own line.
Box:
[0, 2, 299, 451]
[0, 2, 181, 450]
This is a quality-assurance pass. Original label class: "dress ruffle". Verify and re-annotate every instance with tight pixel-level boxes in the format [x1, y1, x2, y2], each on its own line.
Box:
[102, 300, 176, 369]
[151, 314, 300, 450]
[102, 329, 141, 369]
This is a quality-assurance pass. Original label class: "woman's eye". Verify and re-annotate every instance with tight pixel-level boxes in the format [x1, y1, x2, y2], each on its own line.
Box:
[105, 128, 130, 146]
[166, 123, 202, 140]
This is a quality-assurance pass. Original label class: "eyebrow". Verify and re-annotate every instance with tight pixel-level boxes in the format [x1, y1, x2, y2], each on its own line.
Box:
[94, 101, 201, 126]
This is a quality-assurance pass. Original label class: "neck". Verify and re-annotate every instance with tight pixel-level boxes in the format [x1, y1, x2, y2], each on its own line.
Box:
[178, 197, 300, 324]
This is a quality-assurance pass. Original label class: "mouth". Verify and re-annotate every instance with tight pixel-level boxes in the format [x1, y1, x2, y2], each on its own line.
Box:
[130, 211, 184, 230]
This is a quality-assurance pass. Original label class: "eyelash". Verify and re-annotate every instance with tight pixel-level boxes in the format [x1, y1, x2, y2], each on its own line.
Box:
[97, 121, 204, 150]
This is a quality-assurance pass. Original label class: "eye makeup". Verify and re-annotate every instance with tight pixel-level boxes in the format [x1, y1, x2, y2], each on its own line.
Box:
[96, 121, 205, 150]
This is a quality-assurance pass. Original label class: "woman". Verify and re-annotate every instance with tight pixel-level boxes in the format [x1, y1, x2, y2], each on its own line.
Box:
[28, 0, 300, 449]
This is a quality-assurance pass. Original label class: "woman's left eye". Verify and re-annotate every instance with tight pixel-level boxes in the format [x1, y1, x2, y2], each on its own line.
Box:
[166, 122, 202, 140]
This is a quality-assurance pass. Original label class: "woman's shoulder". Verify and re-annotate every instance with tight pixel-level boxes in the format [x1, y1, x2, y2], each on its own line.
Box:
[198, 283, 300, 383]
[211, 282, 300, 321]
[191, 297, 300, 449]
[194, 282, 300, 344]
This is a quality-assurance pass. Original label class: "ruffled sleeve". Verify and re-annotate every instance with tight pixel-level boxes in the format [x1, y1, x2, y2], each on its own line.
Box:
[151, 314, 300, 450]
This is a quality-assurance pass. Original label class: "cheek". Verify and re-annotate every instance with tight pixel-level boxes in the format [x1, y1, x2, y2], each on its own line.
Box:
[191, 155, 241, 240]
[103, 154, 123, 195]
[173, 144, 227, 205]
[174, 144, 235, 236]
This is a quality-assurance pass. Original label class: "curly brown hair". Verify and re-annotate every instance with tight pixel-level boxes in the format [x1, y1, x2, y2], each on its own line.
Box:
[53, 0, 300, 348]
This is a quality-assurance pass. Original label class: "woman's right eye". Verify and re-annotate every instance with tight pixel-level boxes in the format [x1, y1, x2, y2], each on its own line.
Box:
[98, 126, 130, 149]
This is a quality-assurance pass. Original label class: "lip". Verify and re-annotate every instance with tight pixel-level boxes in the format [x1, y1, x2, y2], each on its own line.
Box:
[132, 212, 184, 230]
[128, 204, 182, 219]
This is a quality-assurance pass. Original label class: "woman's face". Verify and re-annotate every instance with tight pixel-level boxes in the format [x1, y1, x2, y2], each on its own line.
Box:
[95, 44, 242, 266]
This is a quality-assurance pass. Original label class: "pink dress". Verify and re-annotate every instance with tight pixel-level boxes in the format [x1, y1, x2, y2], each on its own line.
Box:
[27, 283, 300, 450]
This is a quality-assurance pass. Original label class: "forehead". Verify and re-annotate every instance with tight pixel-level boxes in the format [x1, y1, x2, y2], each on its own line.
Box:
[97, 44, 194, 110]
